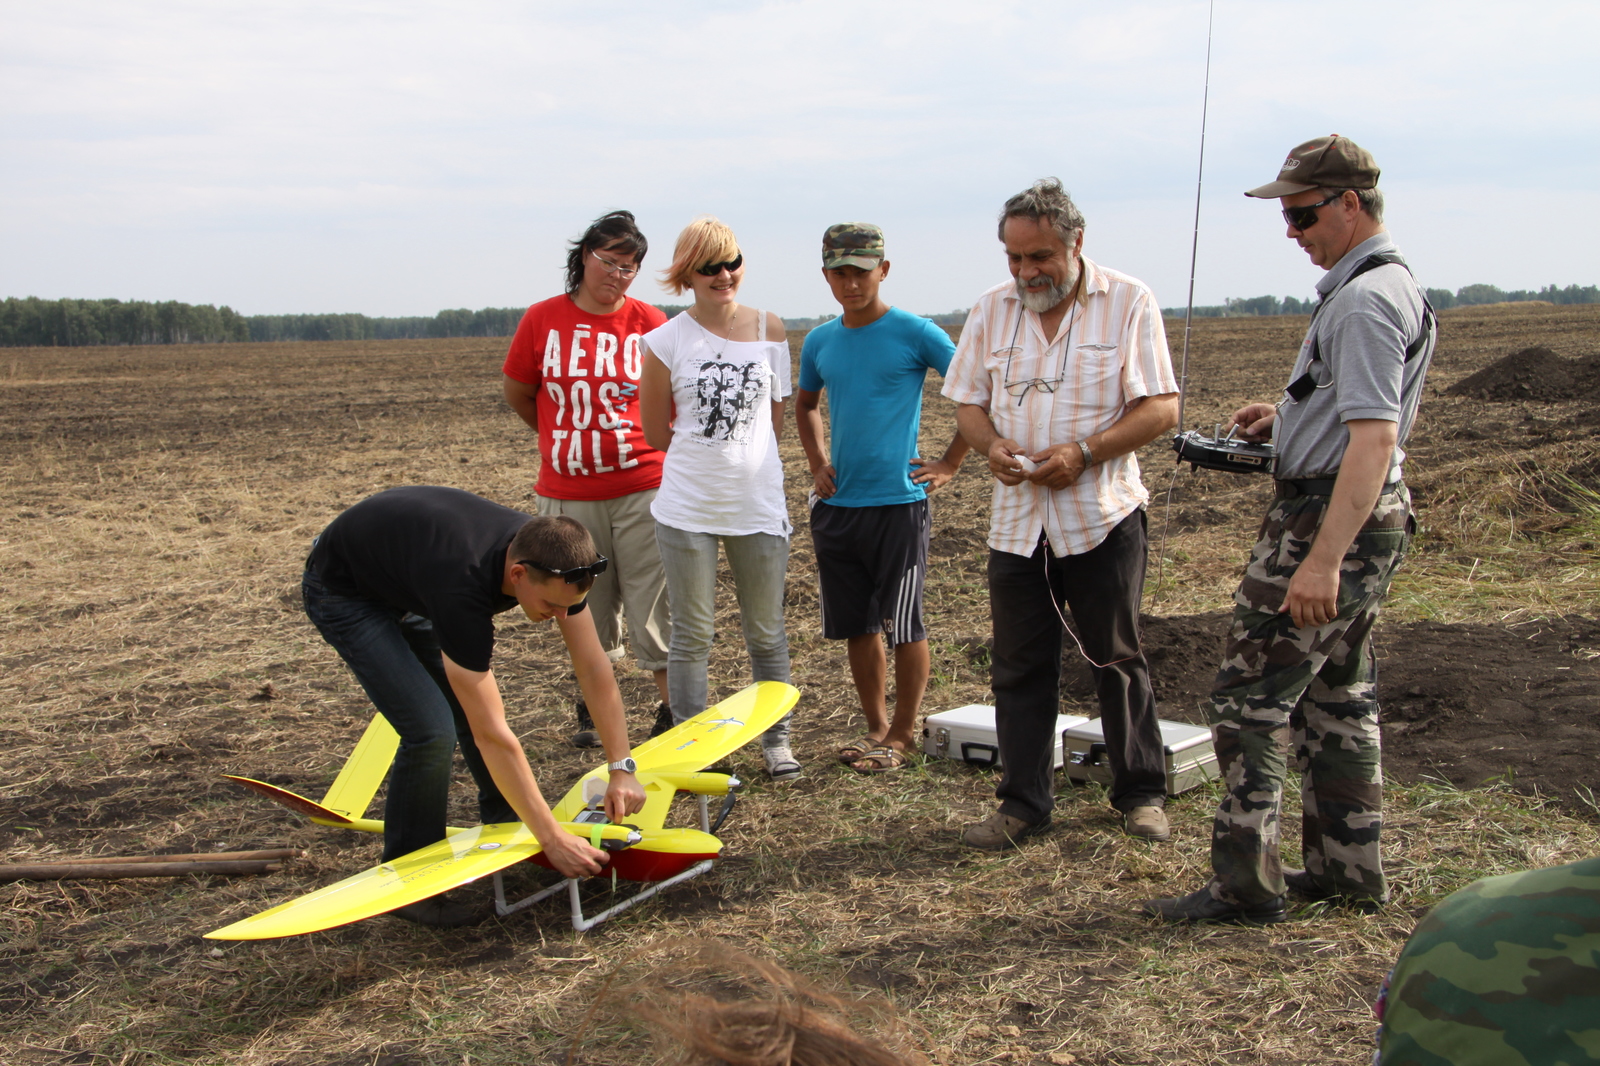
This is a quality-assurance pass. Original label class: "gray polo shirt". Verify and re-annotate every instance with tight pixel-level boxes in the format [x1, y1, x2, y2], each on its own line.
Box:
[1273, 234, 1434, 481]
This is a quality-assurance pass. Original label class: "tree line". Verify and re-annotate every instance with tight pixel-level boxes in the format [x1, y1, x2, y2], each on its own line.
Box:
[0, 297, 530, 347]
[4, 282, 1596, 347]
[1164, 282, 1599, 319]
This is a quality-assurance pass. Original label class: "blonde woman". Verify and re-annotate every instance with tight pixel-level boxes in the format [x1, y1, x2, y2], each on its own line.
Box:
[639, 217, 798, 780]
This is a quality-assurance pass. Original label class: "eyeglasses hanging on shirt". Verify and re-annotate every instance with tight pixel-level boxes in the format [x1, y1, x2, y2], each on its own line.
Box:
[1001, 298, 1082, 405]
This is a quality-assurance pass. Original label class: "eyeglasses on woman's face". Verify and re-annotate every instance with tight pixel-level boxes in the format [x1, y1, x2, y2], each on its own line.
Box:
[588, 247, 640, 280]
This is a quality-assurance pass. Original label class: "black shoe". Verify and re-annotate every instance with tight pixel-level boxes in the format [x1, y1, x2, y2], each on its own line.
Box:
[1284, 868, 1384, 912]
[388, 892, 482, 928]
[1142, 886, 1287, 925]
[571, 699, 601, 749]
[1284, 868, 1326, 899]
[648, 701, 674, 738]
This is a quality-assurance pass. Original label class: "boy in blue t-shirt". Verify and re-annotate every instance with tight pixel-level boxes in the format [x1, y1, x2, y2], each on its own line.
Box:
[796, 223, 968, 773]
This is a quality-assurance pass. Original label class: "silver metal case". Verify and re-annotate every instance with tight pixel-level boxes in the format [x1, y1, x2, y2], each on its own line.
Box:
[1062, 717, 1219, 795]
[922, 704, 1091, 770]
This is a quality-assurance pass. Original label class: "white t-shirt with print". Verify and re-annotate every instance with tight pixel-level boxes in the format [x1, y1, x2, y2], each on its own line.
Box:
[645, 311, 791, 537]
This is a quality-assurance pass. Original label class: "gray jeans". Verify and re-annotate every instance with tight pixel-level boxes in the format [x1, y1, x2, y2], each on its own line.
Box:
[653, 521, 792, 748]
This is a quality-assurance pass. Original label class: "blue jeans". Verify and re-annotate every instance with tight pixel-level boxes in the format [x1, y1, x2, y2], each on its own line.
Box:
[653, 522, 792, 747]
[302, 567, 515, 861]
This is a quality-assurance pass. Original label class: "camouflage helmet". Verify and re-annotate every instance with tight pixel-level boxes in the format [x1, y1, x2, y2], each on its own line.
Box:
[821, 223, 884, 270]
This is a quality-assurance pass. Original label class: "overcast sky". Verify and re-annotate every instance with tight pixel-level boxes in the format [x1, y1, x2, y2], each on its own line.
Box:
[3, 1, 1595, 319]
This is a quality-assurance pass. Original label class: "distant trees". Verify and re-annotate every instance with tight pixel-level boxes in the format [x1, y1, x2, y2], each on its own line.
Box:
[0, 299, 530, 346]
[5, 281, 1596, 347]
[245, 306, 525, 342]
[1423, 283, 1600, 310]
[1165, 282, 1598, 319]
[0, 297, 251, 346]
[1163, 294, 1317, 318]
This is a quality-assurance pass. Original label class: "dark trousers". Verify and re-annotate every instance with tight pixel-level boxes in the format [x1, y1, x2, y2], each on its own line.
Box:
[987, 510, 1166, 821]
[302, 568, 516, 862]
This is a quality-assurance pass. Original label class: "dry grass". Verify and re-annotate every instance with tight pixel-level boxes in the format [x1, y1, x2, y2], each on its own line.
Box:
[2, 305, 1598, 1065]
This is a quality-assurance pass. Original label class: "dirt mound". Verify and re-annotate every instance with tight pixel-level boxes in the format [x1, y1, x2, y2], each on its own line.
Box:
[1094, 612, 1600, 807]
[1445, 345, 1595, 401]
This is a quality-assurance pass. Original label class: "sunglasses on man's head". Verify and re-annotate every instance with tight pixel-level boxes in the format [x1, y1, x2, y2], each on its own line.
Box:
[518, 556, 609, 584]
[696, 253, 743, 276]
[1281, 193, 1342, 231]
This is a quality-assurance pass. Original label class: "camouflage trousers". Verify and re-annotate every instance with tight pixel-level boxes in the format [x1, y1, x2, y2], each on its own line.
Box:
[1206, 484, 1411, 906]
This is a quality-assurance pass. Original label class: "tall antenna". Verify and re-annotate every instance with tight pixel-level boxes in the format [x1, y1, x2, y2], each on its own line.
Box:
[1174, 0, 1215, 433]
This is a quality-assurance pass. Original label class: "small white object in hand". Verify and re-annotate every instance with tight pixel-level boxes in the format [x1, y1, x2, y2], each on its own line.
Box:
[1014, 454, 1037, 473]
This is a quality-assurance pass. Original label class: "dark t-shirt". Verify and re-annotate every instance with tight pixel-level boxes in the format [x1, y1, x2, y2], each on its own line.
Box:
[306, 486, 586, 673]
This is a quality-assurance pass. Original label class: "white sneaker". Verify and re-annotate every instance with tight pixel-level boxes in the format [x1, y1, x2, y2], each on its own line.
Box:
[763, 743, 802, 782]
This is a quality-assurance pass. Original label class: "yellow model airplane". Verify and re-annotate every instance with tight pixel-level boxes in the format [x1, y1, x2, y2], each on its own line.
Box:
[208, 681, 799, 939]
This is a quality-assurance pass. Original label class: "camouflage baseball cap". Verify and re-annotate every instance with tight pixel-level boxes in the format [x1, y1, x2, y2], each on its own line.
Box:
[821, 223, 885, 269]
[1244, 134, 1380, 198]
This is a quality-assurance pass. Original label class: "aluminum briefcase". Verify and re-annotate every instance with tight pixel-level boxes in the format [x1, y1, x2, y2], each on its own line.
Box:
[1061, 717, 1219, 795]
[922, 704, 1091, 770]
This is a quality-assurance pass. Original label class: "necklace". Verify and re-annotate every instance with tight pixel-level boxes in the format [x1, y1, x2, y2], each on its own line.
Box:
[691, 307, 738, 360]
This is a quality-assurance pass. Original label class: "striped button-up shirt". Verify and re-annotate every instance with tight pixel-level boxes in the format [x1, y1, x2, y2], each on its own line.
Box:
[943, 256, 1177, 557]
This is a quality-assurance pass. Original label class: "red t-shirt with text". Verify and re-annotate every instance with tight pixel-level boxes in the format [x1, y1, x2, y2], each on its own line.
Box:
[502, 295, 667, 500]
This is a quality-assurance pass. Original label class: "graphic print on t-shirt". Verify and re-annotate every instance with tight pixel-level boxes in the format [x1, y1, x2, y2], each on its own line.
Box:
[539, 325, 647, 475]
[690, 360, 768, 445]
[502, 295, 666, 499]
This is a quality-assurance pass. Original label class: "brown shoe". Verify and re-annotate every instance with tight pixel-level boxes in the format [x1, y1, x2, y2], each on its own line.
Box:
[961, 811, 1050, 850]
[1124, 805, 1171, 841]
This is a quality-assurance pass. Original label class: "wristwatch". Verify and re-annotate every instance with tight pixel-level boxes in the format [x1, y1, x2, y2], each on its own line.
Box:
[607, 757, 638, 774]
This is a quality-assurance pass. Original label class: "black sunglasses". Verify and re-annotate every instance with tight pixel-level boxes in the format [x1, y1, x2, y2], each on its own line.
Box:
[1281, 193, 1342, 231]
[517, 555, 609, 584]
[696, 253, 743, 276]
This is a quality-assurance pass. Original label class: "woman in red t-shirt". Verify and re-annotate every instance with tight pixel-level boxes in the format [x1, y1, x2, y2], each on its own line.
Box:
[503, 211, 673, 747]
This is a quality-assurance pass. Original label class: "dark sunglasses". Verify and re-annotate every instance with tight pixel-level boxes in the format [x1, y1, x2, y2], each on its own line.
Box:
[1281, 193, 1342, 231]
[517, 555, 609, 584]
[696, 253, 743, 276]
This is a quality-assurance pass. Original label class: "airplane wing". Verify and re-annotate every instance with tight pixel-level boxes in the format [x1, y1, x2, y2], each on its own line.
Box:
[206, 682, 798, 939]
[205, 820, 639, 940]
[550, 680, 800, 821]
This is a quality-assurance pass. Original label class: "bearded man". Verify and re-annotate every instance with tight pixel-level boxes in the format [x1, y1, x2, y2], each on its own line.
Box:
[943, 178, 1180, 848]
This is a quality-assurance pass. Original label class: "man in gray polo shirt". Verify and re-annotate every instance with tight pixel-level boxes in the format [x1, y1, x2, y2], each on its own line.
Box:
[1145, 134, 1435, 924]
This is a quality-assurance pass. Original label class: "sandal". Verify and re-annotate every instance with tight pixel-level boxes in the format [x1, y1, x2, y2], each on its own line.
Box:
[836, 736, 881, 766]
[850, 745, 909, 774]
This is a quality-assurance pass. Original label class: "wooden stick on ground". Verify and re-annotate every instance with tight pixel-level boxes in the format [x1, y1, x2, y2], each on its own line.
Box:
[0, 849, 301, 881]
[64, 848, 302, 865]
[0, 860, 286, 881]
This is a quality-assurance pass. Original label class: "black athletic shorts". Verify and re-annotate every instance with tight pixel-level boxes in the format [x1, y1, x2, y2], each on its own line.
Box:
[809, 497, 929, 644]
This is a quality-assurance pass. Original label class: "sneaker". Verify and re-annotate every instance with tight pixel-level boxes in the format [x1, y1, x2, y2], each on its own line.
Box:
[763, 743, 802, 782]
[1123, 805, 1171, 841]
[961, 811, 1050, 850]
[1142, 885, 1287, 925]
[388, 892, 482, 928]
[570, 699, 600, 749]
[648, 701, 675, 738]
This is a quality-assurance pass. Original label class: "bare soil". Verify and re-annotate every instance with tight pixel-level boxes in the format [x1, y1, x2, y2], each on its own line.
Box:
[1, 302, 1598, 1065]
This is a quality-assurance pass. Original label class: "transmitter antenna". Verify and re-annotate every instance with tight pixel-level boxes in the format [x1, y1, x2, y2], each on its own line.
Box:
[1174, 0, 1214, 432]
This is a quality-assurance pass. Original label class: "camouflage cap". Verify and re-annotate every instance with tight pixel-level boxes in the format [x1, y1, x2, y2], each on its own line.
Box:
[1244, 134, 1380, 198]
[821, 223, 885, 270]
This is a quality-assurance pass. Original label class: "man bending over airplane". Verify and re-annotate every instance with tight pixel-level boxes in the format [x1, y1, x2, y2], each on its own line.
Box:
[302, 485, 647, 926]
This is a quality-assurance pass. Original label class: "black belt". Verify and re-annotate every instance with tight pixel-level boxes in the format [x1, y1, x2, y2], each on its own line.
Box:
[1276, 477, 1399, 499]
